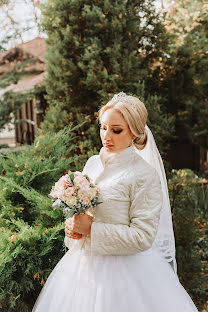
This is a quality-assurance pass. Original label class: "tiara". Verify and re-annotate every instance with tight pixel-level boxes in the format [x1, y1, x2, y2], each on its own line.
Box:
[112, 92, 137, 110]
[112, 91, 128, 101]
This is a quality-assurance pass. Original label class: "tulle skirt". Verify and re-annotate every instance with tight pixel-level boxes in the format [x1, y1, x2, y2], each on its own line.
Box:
[33, 248, 198, 312]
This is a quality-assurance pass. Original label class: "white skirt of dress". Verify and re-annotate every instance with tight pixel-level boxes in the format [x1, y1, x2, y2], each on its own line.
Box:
[32, 248, 198, 312]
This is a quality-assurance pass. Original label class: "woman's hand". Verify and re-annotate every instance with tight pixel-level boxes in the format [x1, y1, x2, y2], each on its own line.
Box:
[73, 213, 93, 235]
[66, 213, 93, 236]
[65, 218, 83, 240]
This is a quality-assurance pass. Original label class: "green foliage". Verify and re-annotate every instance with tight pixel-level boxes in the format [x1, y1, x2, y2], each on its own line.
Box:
[0, 218, 65, 312]
[0, 143, 9, 149]
[0, 125, 90, 311]
[136, 82, 175, 156]
[168, 169, 208, 310]
[0, 35, 15, 52]
[0, 90, 27, 131]
[0, 46, 46, 131]
[0, 126, 88, 194]
[40, 0, 171, 139]
[40, 109, 101, 155]
[162, 1, 208, 149]
[0, 58, 36, 89]
[0, 0, 9, 7]
[0, 81, 46, 133]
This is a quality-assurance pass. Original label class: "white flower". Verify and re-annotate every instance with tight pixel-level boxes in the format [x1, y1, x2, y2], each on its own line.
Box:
[66, 196, 77, 207]
[52, 199, 62, 209]
[89, 187, 97, 199]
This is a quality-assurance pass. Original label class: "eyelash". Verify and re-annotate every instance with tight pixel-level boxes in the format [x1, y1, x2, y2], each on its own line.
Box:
[113, 129, 123, 134]
[100, 127, 123, 134]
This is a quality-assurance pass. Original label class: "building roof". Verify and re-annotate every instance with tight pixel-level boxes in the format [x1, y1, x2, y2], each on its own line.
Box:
[0, 37, 46, 96]
[16, 37, 46, 62]
[0, 37, 46, 63]
[0, 72, 46, 96]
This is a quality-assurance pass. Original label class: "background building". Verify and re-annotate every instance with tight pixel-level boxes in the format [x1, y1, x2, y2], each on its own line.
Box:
[0, 37, 46, 146]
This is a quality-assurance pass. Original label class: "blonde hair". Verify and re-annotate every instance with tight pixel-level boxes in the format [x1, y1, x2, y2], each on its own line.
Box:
[99, 94, 148, 150]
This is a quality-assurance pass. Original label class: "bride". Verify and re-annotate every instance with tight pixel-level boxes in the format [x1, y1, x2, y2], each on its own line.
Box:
[33, 92, 198, 311]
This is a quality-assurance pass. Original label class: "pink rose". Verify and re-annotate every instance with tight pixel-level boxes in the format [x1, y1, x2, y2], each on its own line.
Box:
[77, 188, 90, 200]
[64, 187, 75, 197]
[74, 175, 90, 188]
[58, 175, 73, 188]
[53, 184, 65, 198]
[81, 197, 90, 205]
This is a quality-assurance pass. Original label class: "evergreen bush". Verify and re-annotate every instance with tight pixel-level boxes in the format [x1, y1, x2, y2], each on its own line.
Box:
[0, 144, 9, 149]
[168, 169, 208, 311]
[161, 0, 208, 151]
[0, 125, 92, 311]
[41, 0, 168, 115]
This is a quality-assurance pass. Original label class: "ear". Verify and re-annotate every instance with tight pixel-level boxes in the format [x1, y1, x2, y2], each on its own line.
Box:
[132, 135, 136, 141]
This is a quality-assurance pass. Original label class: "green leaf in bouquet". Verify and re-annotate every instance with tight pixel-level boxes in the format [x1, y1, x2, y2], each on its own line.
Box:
[76, 206, 85, 214]
[96, 201, 102, 206]
[69, 173, 74, 183]
[84, 174, 90, 183]
[65, 209, 75, 218]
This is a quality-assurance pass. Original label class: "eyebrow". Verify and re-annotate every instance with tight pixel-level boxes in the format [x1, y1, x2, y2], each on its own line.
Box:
[102, 123, 124, 127]
[111, 124, 123, 127]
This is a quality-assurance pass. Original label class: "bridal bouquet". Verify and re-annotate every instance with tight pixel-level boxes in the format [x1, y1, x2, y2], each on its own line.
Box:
[49, 171, 100, 218]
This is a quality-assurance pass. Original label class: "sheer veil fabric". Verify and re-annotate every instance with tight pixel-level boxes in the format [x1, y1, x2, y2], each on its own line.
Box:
[136, 125, 177, 272]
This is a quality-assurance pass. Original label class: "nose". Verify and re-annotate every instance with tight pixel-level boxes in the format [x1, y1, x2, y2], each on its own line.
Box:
[103, 128, 112, 141]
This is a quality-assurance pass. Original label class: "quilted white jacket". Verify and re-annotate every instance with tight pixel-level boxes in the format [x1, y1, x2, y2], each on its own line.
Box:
[64, 145, 162, 255]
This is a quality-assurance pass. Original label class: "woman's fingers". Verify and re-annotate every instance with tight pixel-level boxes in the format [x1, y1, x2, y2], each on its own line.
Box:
[68, 232, 82, 240]
[65, 214, 93, 235]
[65, 218, 82, 239]
[65, 216, 79, 232]
[65, 226, 74, 236]
[64, 217, 82, 240]
[65, 228, 82, 239]
[65, 218, 73, 226]
[65, 223, 73, 232]
[65, 218, 74, 232]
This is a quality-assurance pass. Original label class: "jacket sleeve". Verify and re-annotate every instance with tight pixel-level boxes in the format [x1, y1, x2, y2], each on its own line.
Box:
[83, 169, 162, 255]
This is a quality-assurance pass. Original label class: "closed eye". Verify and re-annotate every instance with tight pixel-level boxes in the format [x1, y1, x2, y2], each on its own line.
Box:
[113, 129, 123, 134]
[99, 125, 123, 134]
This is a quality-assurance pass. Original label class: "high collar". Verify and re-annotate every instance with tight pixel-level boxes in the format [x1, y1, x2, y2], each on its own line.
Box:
[99, 145, 137, 167]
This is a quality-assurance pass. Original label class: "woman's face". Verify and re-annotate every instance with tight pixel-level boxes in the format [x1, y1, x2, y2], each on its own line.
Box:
[100, 108, 135, 153]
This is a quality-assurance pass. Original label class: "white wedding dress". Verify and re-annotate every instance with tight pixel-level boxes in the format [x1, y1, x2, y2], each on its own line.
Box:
[33, 146, 198, 312]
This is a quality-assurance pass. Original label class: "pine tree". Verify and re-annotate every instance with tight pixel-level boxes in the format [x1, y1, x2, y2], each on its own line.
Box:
[41, 0, 170, 135]
[162, 0, 208, 151]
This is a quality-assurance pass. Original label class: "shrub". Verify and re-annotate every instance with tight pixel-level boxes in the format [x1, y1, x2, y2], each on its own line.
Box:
[0, 126, 95, 311]
[0, 144, 9, 149]
[0, 217, 65, 312]
[168, 169, 208, 311]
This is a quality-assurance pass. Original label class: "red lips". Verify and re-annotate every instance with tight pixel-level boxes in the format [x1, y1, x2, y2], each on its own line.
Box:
[104, 144, 114, 148]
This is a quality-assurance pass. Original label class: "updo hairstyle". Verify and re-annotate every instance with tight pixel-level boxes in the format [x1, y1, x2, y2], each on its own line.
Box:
[99, 93, 148, 150]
